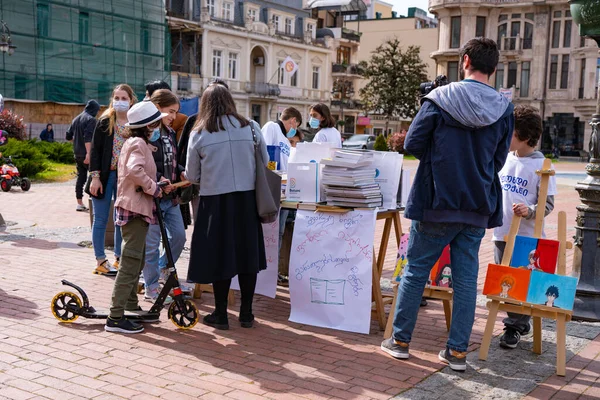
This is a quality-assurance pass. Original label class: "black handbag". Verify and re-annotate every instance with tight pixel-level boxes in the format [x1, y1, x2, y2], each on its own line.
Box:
[84, 175, 105, 199]
[249, 122, 280, 224]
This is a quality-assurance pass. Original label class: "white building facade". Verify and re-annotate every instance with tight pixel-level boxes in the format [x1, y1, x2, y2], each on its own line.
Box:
[167, 0, 333, 126]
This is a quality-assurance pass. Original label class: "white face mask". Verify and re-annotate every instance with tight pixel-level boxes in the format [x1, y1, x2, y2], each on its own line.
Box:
[113, 100, 130, 112]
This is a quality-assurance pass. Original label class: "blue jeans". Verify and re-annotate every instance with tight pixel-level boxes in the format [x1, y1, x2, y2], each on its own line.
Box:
[142, 200, 186, 292]
[392, 220, 485, 352]
[91, 171, 122, 260]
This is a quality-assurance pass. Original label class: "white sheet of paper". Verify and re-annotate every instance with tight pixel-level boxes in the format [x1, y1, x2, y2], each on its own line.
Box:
[288, 209, 376, 334]
[231, 216, 279, 298]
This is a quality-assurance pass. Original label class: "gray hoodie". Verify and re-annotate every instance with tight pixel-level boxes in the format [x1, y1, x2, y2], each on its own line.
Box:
[425, 79, 512, 129]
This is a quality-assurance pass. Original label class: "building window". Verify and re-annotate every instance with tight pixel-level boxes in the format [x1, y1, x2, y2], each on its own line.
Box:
[476, 16, 486, 37]
[554, 11, 562, 18]
[278, 59, 285, 85]
[552, 20, 561, 48]
[337, 46, 351, 64]
[495, 64, 505, 89]
[141, 23, 150, 52]
[497, 24, 507, 49]
[450, 16, 461, 48]
[507, 62, 517, 88]
[511, 13, 521, 19]
[285, 18, 293, 35]
[312, 66, 320, 89]
[580, 36, 586, 48]
[272, 15, 280, 30]
[561, 54, 570, 89]
[291, 71, 298, 87]
[520, 61, 530, 97]
[212, 50, 222, 77]
[549, 55, 558, 89]
[525, 13, 534, 21]
[222, 3, 233, 21]
[307, 24, 314, 37]
[207, 0, 216, 17]
[79, 12, 89, 44]
[596, 58, 600, 93]
[524, 23, 533, 49]
[579, 60, 586, 99]
[37, 4, 50, 37]
[563, 20, 572, 47]
[499, 14, 508, 22]
[447, 61, 459, 82]
[228, 52, 238, 80]
[248, 8, 257, 22]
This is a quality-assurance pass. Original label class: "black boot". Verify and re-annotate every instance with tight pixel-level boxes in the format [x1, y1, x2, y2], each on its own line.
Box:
[239, 302, 254, 328]
[203, 311, 229, 330]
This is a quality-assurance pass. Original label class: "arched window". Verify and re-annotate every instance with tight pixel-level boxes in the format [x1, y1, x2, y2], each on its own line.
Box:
[497, 13, 534, 50]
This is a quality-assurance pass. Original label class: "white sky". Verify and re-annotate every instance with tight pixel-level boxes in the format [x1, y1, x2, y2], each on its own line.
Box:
[386, 0, 431, 16]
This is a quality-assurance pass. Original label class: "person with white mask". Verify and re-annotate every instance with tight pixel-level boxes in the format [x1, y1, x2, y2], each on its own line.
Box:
[89, 84, 137, 276]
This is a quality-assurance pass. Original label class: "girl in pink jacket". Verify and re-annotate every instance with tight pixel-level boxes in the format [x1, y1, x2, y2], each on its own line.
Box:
[105, 102, 169, 334]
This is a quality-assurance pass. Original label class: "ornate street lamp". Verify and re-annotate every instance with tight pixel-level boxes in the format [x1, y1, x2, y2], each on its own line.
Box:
[0, 21, 16, 56]
[569, 0, 600, 321]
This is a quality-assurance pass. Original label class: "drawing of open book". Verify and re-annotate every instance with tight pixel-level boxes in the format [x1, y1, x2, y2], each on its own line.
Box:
[310, 278, 346, 305]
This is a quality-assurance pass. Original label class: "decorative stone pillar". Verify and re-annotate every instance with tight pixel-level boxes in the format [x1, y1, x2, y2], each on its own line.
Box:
[569, 0, 600, 321]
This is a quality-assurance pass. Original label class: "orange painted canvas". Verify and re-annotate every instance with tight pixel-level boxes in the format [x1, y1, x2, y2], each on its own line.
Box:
[483, 264, 531, 302]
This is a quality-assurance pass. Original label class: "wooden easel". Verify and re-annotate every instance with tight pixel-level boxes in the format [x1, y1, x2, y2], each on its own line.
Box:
[478, 158, 573, 376]
[384, 260, 454, 338]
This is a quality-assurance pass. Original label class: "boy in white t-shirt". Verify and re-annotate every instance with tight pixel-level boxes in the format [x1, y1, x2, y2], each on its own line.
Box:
[493, 105, 557, 349]
[262, 108, 303, 285]
[261, 107, 302, 172]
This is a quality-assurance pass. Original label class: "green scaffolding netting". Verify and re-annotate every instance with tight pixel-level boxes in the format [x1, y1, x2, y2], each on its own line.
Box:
[0, 0, 171, 105]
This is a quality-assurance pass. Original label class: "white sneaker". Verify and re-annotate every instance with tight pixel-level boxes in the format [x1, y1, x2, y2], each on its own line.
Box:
[76, 204, 89, 212]
[144, 287, 173, 305]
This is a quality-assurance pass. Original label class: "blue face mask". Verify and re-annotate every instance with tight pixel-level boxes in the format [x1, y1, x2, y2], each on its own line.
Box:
[149, 128, 160, 142]
[309, 117, 320, 129]
[286, 127, 297, 138]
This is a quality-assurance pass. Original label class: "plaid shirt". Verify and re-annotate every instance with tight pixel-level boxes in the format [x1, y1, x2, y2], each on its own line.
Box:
[115, 187, 161, 226]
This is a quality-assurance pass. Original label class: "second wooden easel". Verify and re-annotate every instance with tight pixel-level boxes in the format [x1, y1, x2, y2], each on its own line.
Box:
[478, 158, 573, 376]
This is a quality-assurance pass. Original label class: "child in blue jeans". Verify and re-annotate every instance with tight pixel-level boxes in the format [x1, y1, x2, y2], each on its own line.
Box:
[492, 105, 557, 349]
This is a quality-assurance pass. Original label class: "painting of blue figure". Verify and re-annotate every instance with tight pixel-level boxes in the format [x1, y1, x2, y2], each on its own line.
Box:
[526, 270, 578, 310]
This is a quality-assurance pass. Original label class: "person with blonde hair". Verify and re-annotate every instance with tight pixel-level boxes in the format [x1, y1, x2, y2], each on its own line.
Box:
[89, 84, 137, 276]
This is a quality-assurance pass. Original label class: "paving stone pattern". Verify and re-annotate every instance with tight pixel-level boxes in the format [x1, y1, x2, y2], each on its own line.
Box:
[0, 160, 599, 399]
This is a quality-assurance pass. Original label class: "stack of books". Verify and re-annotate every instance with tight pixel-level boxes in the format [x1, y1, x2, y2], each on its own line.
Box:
[321, 150, 382, 208]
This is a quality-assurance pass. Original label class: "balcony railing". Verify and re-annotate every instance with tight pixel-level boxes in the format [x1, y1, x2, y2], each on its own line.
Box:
[500, 36, 531, 52]
[331, 63, 365, 76]
[245, 82, 281, 96]
[341, 28, 361, 42]
[331, 99, 363, 110]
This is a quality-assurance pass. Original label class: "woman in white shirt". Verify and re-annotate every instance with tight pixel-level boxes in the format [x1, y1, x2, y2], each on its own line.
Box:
[309, 103, 342, 148]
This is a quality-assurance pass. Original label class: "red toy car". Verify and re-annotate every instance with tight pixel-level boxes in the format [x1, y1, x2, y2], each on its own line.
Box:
[0, 155, 31, 192]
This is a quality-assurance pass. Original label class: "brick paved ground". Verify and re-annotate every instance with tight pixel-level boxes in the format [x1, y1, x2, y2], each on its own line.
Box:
[0, 159, 598, 399]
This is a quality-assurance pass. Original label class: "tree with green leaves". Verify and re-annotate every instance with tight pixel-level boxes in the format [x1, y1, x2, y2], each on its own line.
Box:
[360, 38, 428, 134]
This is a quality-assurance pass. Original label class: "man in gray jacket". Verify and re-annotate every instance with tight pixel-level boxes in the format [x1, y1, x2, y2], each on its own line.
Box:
[66, 100, 100, 211]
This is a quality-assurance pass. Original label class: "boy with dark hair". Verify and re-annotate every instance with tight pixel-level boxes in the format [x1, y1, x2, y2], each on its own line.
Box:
[492, 104, 557, 349]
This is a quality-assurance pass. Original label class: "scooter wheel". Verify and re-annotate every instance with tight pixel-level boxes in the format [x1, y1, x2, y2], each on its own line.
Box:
[51, 291, 82, 322]
[168, 299, 199, 330]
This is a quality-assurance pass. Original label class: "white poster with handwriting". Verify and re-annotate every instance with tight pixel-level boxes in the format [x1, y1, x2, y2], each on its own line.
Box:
[231, 217, 279, 298]
[288, 209, 376, 334]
